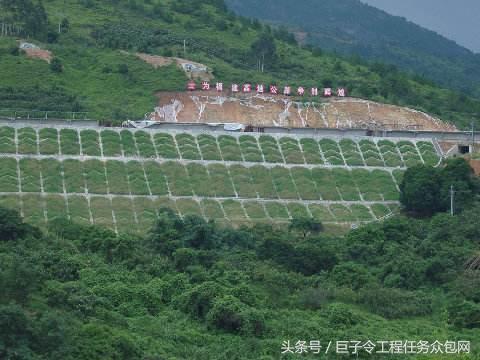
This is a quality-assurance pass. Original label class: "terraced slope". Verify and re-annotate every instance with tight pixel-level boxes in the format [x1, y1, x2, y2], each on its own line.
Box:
[0, 125, 441, 233]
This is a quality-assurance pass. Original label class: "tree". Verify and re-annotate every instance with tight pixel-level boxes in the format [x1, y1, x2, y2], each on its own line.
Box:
[0, 207, 30, 241]
[251, 32, 277, 71]
[289, 217, 323, 238]
[50, 58, 63, 73]
[399, 165, 442, 216]
[400, 159, 479, 217]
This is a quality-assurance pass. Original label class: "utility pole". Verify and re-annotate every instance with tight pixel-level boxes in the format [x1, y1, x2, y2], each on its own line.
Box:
[472, 120, 475, 153]
[450, 184, 454, 216]
[183, 39, 186, 57]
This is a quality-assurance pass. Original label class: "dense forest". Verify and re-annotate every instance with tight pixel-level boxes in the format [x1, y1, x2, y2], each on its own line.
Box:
[1, 159, 480, 359]
[0, 0, 480, 128]
[225, 0, 480, 99]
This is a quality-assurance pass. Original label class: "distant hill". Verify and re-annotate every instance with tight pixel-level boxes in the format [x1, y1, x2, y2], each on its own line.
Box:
[0, 0, 479, 129]
[225, 0, 480, 98]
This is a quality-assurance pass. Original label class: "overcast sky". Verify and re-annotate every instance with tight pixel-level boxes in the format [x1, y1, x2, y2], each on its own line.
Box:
[361, 0, 480, 53]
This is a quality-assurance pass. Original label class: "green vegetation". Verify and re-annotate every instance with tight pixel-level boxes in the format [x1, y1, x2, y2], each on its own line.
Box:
[153, 133, 177, 159]
[0, 0, 478, 130]
[80, 130, 101, 156]
[279, 137, 305, 164]
[226, 0, 480, 100]
[0, 127, 15, 153]
[60, 128, 80, 155]
[176, 133, 201, 160]
[38, 128, 59, 155]
[17, 127, 37, 154]
[400, 158, 480, 216]
[239, 135, 263, 162]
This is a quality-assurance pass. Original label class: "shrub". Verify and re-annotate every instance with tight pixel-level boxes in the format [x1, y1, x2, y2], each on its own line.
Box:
[358, 286, 433, 319]
[50, 58, 63, 73]
[206, 295, 266, 336]
[447, 300, 480, 329]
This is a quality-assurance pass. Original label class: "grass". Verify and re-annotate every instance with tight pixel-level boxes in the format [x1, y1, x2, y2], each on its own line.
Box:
[0, 195, 21, 213]
[0, 158, 19, 192]
[45, 195, 68, 221]
[0, 127, 15, 153]
[239, 135, 263, 162]
[186, 163, 216, 197]
[105, 161, 130, 194]
[176, 198, 203, 217]
[249, 166, 278, 199]
[329, 204, 355, 222]
[392, 169, 405, 186]
[300, 138, 324, 164]
[80, 130, 101, 156]
[308, 204, 335, 222]
[351, 169, 383, 201]
[243, 201, 267, 219]
[135, 131, 157, 158]
[133, 197, 158, 230]
[112, 197, 138, 234]
[90, 196, 114, 228]
[40, 159, 64, 193]
[38, 128, 59, 155]
[264, 202, 289, 219]
[101, 130, 122, 157]
[17, 127, 38, 154]
[153, 197, 178, 215]
[339, 139, 364, 166]
[120, 130, 138, 157]
[19, 158, 40, 193]
[319, 139, 344, 165]
[259, 136, 283, 163]
[290, 167, 320, 200]
[208, 164, 236, 197]
[229, 165, 257, 198]
[60, 129, 80, 155]
[359, 139, 384, 167]
[84, 159, 108, 194]
[126, 161, 150, 195]
[201, 199, 225, 219]
[311, 168, 341, 201]
[153, 133, 178, 159]
[370, 169, 399, 201]
[279, 137, 305, 164]
[270, 166, 298, 199]
[397, 141, 422, 167]
[176, 133, 201, 160]
[63, 159, 85, 194]
[350, 204, 373, 221]
[221, 200, 247, 219]
[218, 135, 243, 161]
[22, 194, 45, 227]
[417, 141, 440, 166]
[332, 168, 361, 201]
[351, 169, 399, 201]
[161, 161, 193, 196]
[371, 203, 391, 219]
[287, 202, 309, 218]
[143, 161, 168, 195]
[197, 134, 222, 161]
[378, 140, 403, 167]
[68, 195, 91, 225]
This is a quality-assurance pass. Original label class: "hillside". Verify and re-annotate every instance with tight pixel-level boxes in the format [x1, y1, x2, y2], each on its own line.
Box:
[153, 91, 456, 131]
[0, 0, 479, 129]
[225, 0, 480, 98]
[1, 185, 480, 358]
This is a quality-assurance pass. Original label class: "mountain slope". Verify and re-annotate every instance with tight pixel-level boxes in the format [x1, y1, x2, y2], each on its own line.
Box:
[0, 0, 479, 129]
[225, 0, 480, 98]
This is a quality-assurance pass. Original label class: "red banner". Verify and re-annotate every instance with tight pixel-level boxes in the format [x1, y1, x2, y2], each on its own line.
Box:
[187, 81, 347, 97]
